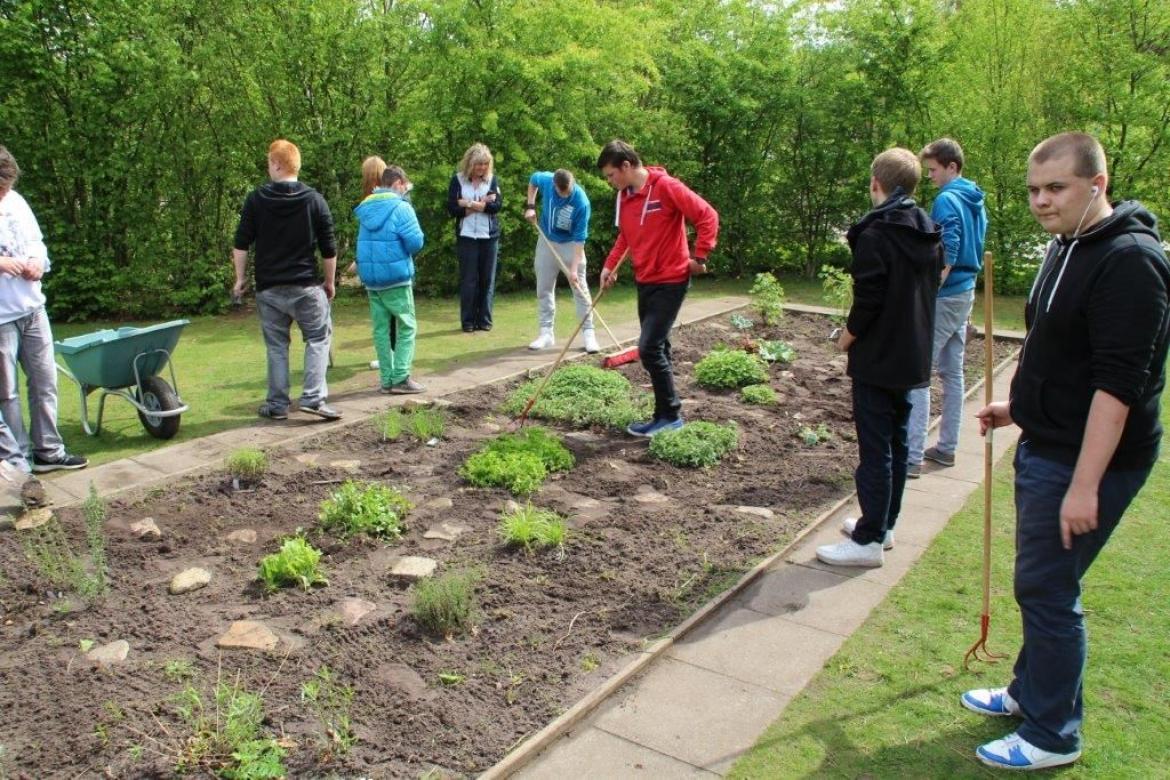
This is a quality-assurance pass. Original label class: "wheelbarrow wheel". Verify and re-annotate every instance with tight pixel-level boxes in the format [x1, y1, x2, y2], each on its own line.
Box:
[136, 376, 182, 439]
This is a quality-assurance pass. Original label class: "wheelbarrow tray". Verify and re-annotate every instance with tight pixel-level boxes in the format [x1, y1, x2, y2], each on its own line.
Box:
[56, 319, 189, 390]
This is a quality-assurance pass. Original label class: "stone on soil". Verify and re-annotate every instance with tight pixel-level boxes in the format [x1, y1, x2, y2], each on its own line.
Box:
[226, 529, 257, 544]
[423, 497, 453, 511]
[217, 620, 279, 651]
[86, 639, 130, 666]
[423, 521, 470, 542]
[169, 567, 212, 595]
[130, 518, 162, 540]
[14, 507, 53, 530]
[295, 453, 320, 465]
[633, 486, 669, 504]
[735, 505, 775, 519]
[338, 597, 377, 626]
[389, 556, 437, 580]
[503, 499, 520, 515]
[330, 459, 362, 470]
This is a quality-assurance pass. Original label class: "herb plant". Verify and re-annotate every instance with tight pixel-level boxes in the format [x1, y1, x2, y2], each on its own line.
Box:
[501, 364, 652, 428]
[225, 448, 267, 482]
[375, 408, 404, 441]
[748, 272, 786, 326]
[729, 312, 755, 330]
[301, 665, 356, 757]
[172, 678, 286, 778]
[318, 480, 412, 540]
[408, 407, 445, 441]
[819, 264, 853, 325]
[798, 423, 832, 446]
[757, 340, 796, 364]
[411, 569, 481, 636]
[741, 384, 778, 405]
[257, 537, 327, 592]
[498, 504, 567, 551]
[693, 348, 769, 389]
[460, 427, 574, 495]
[649, 421, 740, 467]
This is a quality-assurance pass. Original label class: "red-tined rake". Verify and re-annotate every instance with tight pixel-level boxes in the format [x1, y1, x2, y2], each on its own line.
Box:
[965, 250, 1008, 670]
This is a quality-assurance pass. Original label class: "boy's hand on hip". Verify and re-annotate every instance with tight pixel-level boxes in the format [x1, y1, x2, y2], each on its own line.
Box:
[1060, 484, 1098, 549]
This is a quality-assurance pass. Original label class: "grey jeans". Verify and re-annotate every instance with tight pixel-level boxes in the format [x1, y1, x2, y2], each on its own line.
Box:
[256, 285, 332, 411]
[0, 306, 66, 470]
[534, 239, 593, 332]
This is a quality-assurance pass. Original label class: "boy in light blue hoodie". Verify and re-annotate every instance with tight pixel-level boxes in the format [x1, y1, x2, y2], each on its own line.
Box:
[354, 165, 426, 394]
[907, 138, 988, 475]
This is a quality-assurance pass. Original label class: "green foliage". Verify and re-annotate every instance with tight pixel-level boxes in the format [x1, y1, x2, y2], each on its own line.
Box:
[649, 421, 739, 468]
[164, 658, 197, 683]
[412, 569, 481, 636]
[437, 671, 465, 686]
[729, 313, 755, 331]
[748, 274, 786, 326]
[498, 504, 568, 551]
[17, 486, 108, 600]
[501, 364, 652, 429]
[318, 480, 412, 540]
[741, 384, 778, 405]
[257, 537, 327, 592]
[797, 423, 832, 447]
[173, 678, 286, 778]
[408, 408, 446, 441]
[375, 408, 404, 441]
[757, 340, 796, 364]
[81, 484, 109, 597]
[819, 265, 853, 326]
[301, 665, 357, 756]
[694, 348, 769, 390]
[225, 448, 267, 481]
[460, 427, 574, 495]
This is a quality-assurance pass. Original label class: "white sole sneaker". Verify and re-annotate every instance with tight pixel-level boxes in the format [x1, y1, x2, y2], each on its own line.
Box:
[840, 517, 894, 550]
[976, 732, 1080, 770]
[815, 539, 884, 567]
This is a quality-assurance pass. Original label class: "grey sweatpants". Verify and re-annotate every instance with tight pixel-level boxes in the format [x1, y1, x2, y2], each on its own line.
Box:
[534, 239, 593, 332]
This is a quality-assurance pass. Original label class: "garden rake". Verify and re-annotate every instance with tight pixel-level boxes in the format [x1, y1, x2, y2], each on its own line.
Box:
[964, 250, 1008, 670]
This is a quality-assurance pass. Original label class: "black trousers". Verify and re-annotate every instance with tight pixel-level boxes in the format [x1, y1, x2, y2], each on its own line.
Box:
[636, 281, 689, 421]
[849, 380, 911, 545]
[457, 236, 498, 330]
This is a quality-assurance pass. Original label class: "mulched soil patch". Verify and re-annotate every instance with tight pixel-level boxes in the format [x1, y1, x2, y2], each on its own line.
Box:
[0, 311, 1017, 779]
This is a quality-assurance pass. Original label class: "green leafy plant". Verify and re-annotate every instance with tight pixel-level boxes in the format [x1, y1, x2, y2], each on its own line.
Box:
[408, 407, 446, 441]
[257, 537, 327, 592]
[757, 340, 796, 364]
[18, 485, 108, 600]
[798, 423, 832, 446]
[375, 408, 404, 441]
[649, 421, 740, 468]
[164, 658, 197, 683]
[748, 272, 786, 326]
[741, 384, 778, 405]
[172, 677, 286, 779]
[437, 671, 465, 686]
[580, 653, 600, 673]
[729, 312, 755, 330]
[693, 348, 769, 389]
[460, 427, 574, 495]
[501, 364, 652, 429]
[318, 480, 412, 540]
[411, 569, 481, 636]
[224, 448, 267, 482]
[301, 665, 357, 757]
[819, 264, 853, 325]
[498, 504, 568, 552]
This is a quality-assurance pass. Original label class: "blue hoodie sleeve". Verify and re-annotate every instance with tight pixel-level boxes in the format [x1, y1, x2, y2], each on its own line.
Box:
[570, 188, 590, 243]
[395, 202, 425, 256]
[931, 192, 961, 267]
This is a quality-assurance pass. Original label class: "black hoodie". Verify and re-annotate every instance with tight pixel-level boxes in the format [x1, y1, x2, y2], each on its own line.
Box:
[845, 192, 944, 390]
[1011, 201, 1170, 470]
[233, 181, 337, 291]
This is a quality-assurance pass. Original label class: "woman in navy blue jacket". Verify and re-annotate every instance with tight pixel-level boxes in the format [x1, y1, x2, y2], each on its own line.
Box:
[446, 143, 502, 331]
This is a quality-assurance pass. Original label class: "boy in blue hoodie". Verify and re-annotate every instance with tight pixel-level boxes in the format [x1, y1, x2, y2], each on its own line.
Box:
[354, 165, 426, 394]
[907, 138, 988, 476]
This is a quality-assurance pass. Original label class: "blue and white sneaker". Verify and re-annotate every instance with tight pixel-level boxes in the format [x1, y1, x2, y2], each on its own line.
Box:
[976, 732, 1080, 770]
[961, 687, 1021, 717]
[626, 417, 684, 438]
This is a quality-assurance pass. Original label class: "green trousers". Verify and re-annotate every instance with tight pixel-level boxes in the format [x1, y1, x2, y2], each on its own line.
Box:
[368, 285, 417, 387]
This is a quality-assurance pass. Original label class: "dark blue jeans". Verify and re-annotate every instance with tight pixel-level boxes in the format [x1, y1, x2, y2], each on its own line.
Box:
[1008, 441, 1151, 754]
[849, 380, 911, 545]
[636, 281, 689, 422]
[457, 236, 498, 330]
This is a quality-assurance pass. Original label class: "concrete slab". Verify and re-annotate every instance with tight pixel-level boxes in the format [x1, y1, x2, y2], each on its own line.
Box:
[735, 562, 887, 637]
[47, 459, 166, 499]
[516, 726, 717, 780]
[668, 606, 844, 695]
[593, 657, 786, 772]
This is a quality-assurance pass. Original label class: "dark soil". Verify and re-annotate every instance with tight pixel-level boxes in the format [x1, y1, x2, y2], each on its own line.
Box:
[0, 311, 1017, 779]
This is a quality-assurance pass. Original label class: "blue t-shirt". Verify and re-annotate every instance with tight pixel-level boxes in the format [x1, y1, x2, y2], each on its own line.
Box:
[530, 171, 590, 243]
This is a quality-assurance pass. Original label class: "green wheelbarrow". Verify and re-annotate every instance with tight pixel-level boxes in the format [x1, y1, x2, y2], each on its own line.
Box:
[54, 319, 191, 439]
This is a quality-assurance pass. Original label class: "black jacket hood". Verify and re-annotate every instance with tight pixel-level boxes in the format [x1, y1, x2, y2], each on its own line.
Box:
[847, 190, 942, 272]
[256, 180, 316, 217]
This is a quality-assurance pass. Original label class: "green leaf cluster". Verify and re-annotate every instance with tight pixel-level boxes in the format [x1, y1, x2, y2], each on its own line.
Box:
[408, 408, 446, 441]
[648, 421, 740, 468]
[460, 427, 574, 495]
[318, 480, 412, 540]
[411, 569, 481, 636]
[757, 340, 796, 364]
[741, 384, 778, 405]
[225, 448, 268, 481]
[798, 423, 832, 447]
[819, 264, 853, 326]
[694, 348, 769, 389]
[173, 679, 286, 778]
[498, 504, 567, 551]
[502, 364, 652, 429]
[257, 537, 327, 592]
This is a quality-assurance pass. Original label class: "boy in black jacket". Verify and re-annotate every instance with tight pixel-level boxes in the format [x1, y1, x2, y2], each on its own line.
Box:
[816, 148, 942, 568]
[965, 133, 1169, 771]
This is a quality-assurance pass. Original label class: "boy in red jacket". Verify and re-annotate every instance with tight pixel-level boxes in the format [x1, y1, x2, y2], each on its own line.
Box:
[597, 140, 719, 437]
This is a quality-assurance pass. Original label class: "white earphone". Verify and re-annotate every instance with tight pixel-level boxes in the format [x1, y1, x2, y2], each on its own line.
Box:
[1090, 185, 1100, 196]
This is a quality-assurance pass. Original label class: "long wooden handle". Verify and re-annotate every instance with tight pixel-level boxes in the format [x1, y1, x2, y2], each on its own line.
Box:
[981, 250, 995, 615]
[534, 223, 622, 351]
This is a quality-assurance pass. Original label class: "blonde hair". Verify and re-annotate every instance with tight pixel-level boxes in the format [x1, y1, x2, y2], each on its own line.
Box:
[871, 147, 921, 196]
[361, 155, 387, 197]
[459, 143, 494, 180]
[267, 139, 301, 175]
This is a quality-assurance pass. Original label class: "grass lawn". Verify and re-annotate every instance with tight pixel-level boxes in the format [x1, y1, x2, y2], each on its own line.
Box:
[729, 391, 1170, 778]
[40, 273, 1025, 469]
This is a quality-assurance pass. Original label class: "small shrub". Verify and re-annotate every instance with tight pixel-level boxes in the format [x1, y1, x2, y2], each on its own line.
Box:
[257, 537, 327, 592]
[225, 448, 267, 481]
[164, 658, 197, 683]
[301, 665, 356, 756]
[375, 408, 404, 441]
[412, 569, 481, 636]
[408, 408, 446, 441]
[498, 504, 567, 551]
[693, 348, 769, 389]
[748, 272, 786, 326]
[437, 671, 465, 686]
[18, 485, 108, 600]
[460, 427, 574, 495]
[649, 421, 739, 467]
[797, 423, 832, 446]
[173, 678, 286, 778]
[757, 340, 796, 364]
[819, 264, 853, 325]
[741, 384, 777, 405]
[501, 364, 652, 429]
[318, 480, 412, 540]
[729, 312, 754, 330]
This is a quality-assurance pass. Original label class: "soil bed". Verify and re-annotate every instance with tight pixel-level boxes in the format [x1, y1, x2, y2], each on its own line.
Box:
[0, 311, 1016, 779]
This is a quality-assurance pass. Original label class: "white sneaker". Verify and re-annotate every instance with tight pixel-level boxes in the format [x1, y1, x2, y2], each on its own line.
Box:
[840, 517, 894, 550]
[582, 330, 600, 354]
[528, 330, 555, 350]
[961, 687, 1021, 717]
[976, 732, 1080, 770]
[369, 359, 380, 370]
[815, 539, 884, 568]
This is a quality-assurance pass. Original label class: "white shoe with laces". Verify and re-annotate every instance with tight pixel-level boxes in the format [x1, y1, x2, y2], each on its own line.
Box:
[582, 330, 600, 353]
[815, 539, 884, 568]
[840, 517, 894, 550]
[976, 732, 1080, 770]
[528, 329, 555, 350]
